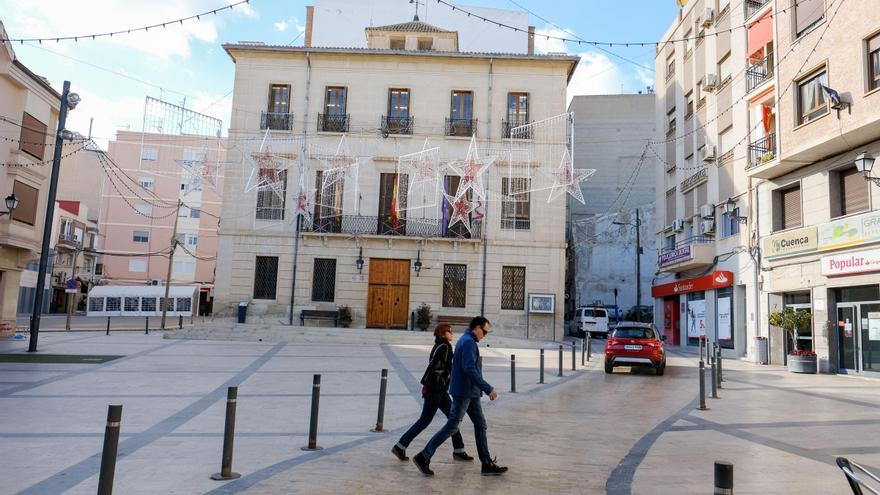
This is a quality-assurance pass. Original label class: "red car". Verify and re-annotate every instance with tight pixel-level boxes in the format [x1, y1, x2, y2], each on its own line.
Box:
[604, 322, 666, 375]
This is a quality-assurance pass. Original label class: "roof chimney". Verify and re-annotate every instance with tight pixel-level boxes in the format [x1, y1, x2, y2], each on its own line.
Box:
[305, 5, 314, 47]
[527, 26, 535, 55]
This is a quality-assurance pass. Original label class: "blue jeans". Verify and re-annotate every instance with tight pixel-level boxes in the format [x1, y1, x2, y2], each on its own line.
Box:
[419, 396, 491, 464]
[396, 389, 465, 452]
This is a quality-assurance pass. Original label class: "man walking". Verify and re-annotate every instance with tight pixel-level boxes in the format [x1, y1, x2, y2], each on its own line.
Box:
[413, 316, 508, 476]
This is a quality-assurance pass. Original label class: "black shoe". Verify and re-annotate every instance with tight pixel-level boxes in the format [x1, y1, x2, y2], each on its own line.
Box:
[413, 453, 434, 476]
[392, 445, 408, 461]
[481, 458, 508, 476]
[453, 451, 474, 462]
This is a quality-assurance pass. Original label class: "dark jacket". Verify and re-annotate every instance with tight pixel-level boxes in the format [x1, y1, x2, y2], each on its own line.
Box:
[449, 329, 494, 398]
[420, 337, 454, 392]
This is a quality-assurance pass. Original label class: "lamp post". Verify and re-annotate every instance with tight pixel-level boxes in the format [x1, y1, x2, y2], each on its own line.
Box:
[29, 81, 80, 353]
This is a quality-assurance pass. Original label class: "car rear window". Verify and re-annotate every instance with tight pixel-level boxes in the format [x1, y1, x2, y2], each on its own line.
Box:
[614, 327, 654, 339]
[590, 309, 606, 318]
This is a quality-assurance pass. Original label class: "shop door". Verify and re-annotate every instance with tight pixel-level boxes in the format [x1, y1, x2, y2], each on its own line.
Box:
[663, 299, 679, 345]
[366, 259, 410, 329]
[837, 305, 858, 373]
[859, 303, 880, 375]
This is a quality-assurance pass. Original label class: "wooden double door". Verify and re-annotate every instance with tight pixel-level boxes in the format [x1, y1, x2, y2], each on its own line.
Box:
[367, 259, 410, 329]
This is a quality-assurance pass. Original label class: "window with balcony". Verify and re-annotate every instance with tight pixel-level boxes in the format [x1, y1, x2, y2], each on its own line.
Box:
[11, 180, 38, 226]
[132, 230, 149, 243]
[320, 86, 348, 132]
[831, 166, 870, 218]
[664, 234, 676, 251]
[504, 92, 529, 137]
[684, 29, 694, 58]
[253, 256, 278, 300]
[718, 52, 732, 87]
[311, 258, 336, 302]
[255, 170, 287, 221]
[312, 170, 344, 233]
[794, 0, 824, 38]
[262, 84, 292, 130]
[773, 184, 802, 231]
[384, 88, 412, 135]
[666, 108, 676, 135]
[867, 33, 880, 91]
[797, 69, 828, 125]
[447, 90, 474, 137]
[443, 264, 467, 308]
[665, 54, 675, 82]
[721, 209, 741, 238]
[18, 112, 47, 160]
[685, 91, 694, 119]
[501, 177, 530, 230]
[665, 187, 676, 226]
[378, 173, 408, 235]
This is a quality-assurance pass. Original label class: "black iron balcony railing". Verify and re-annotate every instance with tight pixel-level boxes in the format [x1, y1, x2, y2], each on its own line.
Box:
[445, 117, 476, 137]
[318, 113, 350, 133]
[302, 214, 481, 240]
[260, 111, 293, 131]
[660, 235, 714, 255]
[57, 233, 80, 248]
[381, 115, 414, 135]
[746, 52, 774, 93]
[500, 218, 531, 230]
[502, 120, 532, 139]
[748, 132, 776, 169]
[745, 0, 770, 19]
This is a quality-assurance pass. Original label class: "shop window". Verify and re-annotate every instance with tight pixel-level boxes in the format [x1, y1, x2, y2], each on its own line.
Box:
[141, 297, 157, 312]
[124, 297, 139, 312]
[88, 297, 104, 312]
[717, 287, 734, 350]
[685, 291, 706, 347]
[176, 297, 192, 312]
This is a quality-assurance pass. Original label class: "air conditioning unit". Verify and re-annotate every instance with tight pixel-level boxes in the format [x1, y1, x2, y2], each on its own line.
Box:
[702, 145, 717, 162]
[700, 219, 716, 235]
[703, 74, 718, 92]
[672, 219, 685, 232]
[699, 204, 715, 219]
[701, 8, 715, 27]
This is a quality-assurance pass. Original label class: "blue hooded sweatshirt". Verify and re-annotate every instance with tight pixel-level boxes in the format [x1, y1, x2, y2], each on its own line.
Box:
[448, 329, 494, 398]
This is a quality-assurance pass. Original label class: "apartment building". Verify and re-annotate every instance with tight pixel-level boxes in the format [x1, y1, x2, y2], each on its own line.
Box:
[0, 20, 60, 335]
[214, 15, 579, 338]
[652, 0, 761, 358]
[752, 0, 880, 375]
[46, 201, 99, 313]
[99, 131, 225, 314]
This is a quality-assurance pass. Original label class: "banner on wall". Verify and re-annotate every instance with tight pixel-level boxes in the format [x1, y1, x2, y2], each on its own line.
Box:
[687, 299, 706, 338]
[718, 296, 732, 341]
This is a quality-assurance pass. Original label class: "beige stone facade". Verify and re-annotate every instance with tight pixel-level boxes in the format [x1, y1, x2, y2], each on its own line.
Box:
[215, 19, 578, 338]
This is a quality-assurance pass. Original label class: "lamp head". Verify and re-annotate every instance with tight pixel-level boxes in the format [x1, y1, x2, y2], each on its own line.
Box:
[5, 194, 19, 212]
[855, 151, 876, 175]
[723, 198, 736, 215]
[66, 92, 81, 110]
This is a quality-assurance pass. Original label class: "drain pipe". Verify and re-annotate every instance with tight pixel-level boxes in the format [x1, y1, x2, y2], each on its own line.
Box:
[480, 58, 494, 316]
[289, 51, 312, 325]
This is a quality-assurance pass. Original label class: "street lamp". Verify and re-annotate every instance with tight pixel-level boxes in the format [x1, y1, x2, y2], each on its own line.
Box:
[355, 247, 364, 273]
[855, 151, 880, 186]
[723, 197, 748, 224]
[0, 194, 19, 217]
[414, 249, 423, 276]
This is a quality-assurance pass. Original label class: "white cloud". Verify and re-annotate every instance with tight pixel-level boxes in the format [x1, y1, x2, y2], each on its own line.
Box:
[533, 25, 571, 55]
[273, 20, 289, 32]
[567, 52, 628, 105]
[64, 90, 147, 149]
[634, 66, 656, 90]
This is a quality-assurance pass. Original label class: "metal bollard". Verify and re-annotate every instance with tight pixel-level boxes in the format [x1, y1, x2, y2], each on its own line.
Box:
[211, 387, 241, 480]
[302, 374, 323, 450]
[106, 316, 110, 336]
[97, 404, 123, 495]
[145, 316, 149, 335]
[581, 338, 586, 366]
[698, 360, 708, 411]
[539, 348, 545, 384]
[371, 369, 388, 432]
[510, 355, 516, 393]
[587, 333, 592, 362]
[558, 345, 563, 377]
[717, 344, 724, 387]
[699, 338, 704, 361]
[710, 356, 719, 399]
[179, 315, 183, 329]
[571, 341, 576, 371]
[714, 461, 734, 494]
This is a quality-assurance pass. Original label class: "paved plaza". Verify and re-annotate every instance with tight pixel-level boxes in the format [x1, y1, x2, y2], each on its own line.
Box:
[1, 330, 880, 494]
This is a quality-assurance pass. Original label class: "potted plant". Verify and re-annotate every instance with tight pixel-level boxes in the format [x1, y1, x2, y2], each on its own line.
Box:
[768, 308, 816, 373]
[416, 303, 432, 331]
[338, 306, 352, 328]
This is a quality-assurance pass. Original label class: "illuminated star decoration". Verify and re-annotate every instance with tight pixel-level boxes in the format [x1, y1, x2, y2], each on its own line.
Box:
[545, 148, 596, 204]
[176, 145, 223, 193]
[401, 139, 442, 185]
[293, 171, 315, 218]
[319, 134, 359, 188]
[444, 192, 478, 233]
[448, 135, 494, 200]
[242, 139, 293, 201]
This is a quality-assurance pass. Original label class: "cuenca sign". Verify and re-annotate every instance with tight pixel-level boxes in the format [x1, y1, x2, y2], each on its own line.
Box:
[762, 226, 818, 259]
[658, 245, 693, 268]
[763, 210, 880, 260]
[651, 270, 734, 298]
[820, 249, 880, 276]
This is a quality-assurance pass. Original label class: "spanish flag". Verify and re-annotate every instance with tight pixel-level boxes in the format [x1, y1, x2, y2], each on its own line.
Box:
[676, 0, 688, 6]
[389, 173, 400, 229]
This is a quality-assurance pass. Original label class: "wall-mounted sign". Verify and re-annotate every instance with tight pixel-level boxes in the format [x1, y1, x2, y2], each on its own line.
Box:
[762, 226, 818, 259]
[651, 270, 734, 298]
[820, 248, 880, 277]
[817, 210, 880, 251]
[658, 246, 693, 268]
[528, 293, 555, 314]
[686, 299, 706, 338]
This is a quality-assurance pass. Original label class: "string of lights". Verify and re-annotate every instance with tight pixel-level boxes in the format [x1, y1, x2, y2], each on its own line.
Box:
[0, 143, 88, 167]
[177, 242, 217, 261]
[0, 0, 251, 44]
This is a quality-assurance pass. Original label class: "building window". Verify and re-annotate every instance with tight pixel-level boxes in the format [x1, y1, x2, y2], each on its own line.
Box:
[106, 297, 121, 312]
[666, 108, 676, 135]
[138, 176, 155, 190]
[141, 297, 157, 312]
[124, 297, 139, 312]
[390, 37, 405, 50]
[684, 29, 694, 57]
[313, 170, 344, 233]
[253, 256, 279, 300]
[325, 86, 347, 115]
[774, 184, 802, 231]
[501, 177, 530, 230]
[797, 69, 828, 125]
[255, 170, 287, 220]
[664, 234, 676, 251]
[665, 187, 676, 226]
[507, 93, 529, 124]
[721, 209, 741, 238]
[186, 234, 198, 246]
[160, 297, 174, 311]
[132, 230, 149, 243]
[385, 88, 411, 134]
[19, 112, 47, 160]
[268, 84, 290, 113]
[129, 258, 148, 273]
[685, 91, 694, 118]
[88, 297, 104, 312]
[442, 264, 467, 308]
[450, 90, 473, 121]
[665, 54, 675, 82]
[501, 266, 526, 310]
[867, 33, 880, 91]
[794, 0, 824, 38]
[190, 207, 201, 219]
[718, 52, 732, 86]
[11, 180, 38, 225]
[135, 204, 153, 217]
[141, 147, 158, 161]
[378, 173, 408, 234]
[832, 166, 870, 217]
[417, 38, 433, 51]
[311, 258, 336, 302]
[176, 297, 192, 312]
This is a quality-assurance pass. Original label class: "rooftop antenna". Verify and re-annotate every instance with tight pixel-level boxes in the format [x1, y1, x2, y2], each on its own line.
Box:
[409, 0, 423, 21]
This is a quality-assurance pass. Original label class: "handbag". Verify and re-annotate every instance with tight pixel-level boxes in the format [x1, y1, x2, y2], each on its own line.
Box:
[419, 344, 450, 391]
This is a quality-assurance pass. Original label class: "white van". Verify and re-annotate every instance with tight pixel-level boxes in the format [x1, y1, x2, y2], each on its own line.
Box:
[571, 306, 611, 338]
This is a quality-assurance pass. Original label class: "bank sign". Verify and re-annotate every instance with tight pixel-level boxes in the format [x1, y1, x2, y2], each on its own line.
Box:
[820, 249, 880, 276]
[658, 245, 693, 268]
[762, 226, 818, 259]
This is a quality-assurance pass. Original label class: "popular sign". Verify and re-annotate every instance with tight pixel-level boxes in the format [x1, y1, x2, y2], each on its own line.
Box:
[658, 245, 693, 268]
[651, 271, 734, 298]
[820, 248, 880, 276]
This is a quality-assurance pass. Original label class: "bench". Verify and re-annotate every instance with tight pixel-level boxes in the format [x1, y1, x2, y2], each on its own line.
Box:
[300, 309, 339, 327]
[436, 315, 472, 330]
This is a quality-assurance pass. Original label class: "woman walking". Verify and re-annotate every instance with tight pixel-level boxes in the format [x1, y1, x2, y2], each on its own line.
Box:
[392, 323, 473, 462]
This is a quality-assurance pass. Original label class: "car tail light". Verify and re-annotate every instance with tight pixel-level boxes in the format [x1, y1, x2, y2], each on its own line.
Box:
[608, 338, 619, 346]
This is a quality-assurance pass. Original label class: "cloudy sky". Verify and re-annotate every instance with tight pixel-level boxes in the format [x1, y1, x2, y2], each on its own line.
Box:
[0, 0, 678, 147]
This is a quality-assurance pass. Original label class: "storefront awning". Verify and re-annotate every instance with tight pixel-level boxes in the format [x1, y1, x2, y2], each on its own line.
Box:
[652, 271, 734, 298]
